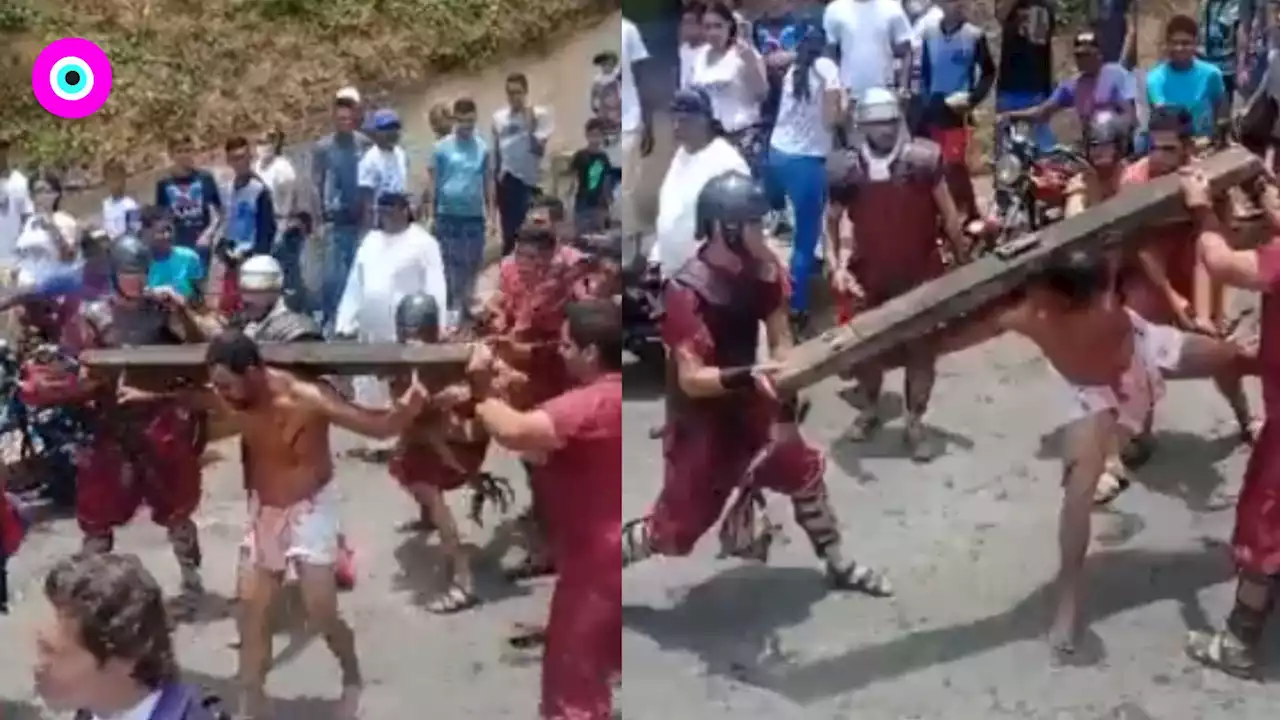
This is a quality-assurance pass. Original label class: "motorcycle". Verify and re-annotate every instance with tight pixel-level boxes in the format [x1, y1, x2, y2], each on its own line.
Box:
[1, 339, 91, 513]
[978, 120, 1089, 254]
[620, 233, 664, 365]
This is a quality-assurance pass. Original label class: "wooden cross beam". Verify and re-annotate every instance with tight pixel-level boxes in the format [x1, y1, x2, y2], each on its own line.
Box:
[774, 148, 1266, 394]
[79, 342, 472, 386]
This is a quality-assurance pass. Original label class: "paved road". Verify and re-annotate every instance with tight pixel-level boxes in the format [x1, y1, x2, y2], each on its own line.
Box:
[0, 15, 620, 720]
[618, 298, 1279, 720]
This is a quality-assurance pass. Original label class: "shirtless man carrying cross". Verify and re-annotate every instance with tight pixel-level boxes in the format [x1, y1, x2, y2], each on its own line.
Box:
[167, 329, 429, 719]
[917, 245, 1255, 655]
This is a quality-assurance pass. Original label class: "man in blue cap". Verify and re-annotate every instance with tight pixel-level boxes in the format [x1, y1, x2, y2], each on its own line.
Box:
[357, 108, 410, 230]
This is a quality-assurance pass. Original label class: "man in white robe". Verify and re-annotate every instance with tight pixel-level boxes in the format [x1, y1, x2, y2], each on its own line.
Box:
[334, 192, 448, 455]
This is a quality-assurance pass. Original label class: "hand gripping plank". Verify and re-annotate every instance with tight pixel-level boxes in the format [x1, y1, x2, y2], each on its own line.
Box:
[775, 148, 1265, 394]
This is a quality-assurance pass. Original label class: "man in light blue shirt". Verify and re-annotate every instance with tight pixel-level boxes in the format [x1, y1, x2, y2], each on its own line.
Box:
[425, 97, 493, 319]
[1146, 14, 1228, 137]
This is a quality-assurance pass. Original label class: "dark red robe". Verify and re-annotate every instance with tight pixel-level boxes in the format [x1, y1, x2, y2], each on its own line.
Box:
[20, 306, 202, 538]
[649, 247, 825, 556]
[533, 373, 622, 720]
[1232, 241, 1280, 575]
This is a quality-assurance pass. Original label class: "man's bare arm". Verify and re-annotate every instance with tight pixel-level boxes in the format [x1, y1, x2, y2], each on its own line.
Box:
[474, 398, 562, 454]
[1192, 206, 1271, 290]
[763, 305, 793, 358]
[294, 376, 425, 439]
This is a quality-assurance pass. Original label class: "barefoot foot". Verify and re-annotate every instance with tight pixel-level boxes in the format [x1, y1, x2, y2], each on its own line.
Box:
[337, 684, 363, 720]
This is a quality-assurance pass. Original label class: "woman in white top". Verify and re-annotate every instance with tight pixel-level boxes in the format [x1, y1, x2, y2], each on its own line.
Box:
[691, 2, 769, 173]
[765, 28, 841, 325]
[253, 128, 298, 241]
[14, 172, 78, 287]
[678, 2, 706, 90]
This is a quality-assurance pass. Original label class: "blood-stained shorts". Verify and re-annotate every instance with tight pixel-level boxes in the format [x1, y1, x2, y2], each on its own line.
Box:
[1060, 309, 1184, 433]
[76, 405, 202, 537]
[649, 416, 825, 557]
[242, 481, 342, 572]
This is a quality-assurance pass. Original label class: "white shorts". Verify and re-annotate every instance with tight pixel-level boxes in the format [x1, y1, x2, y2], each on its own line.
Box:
[1062, 309, 1185, 433]
[242, 481, 341, 572]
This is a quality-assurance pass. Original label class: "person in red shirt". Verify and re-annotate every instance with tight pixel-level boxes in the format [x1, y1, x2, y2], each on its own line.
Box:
[1181, 168, 1280, 677]
[469, 298, 621, 720]
[1116, 107, 1254, 464]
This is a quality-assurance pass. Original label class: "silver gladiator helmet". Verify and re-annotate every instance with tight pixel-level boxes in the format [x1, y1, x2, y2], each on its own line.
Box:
[695, 171, 769, 245]
[854, 86, 909, 158]
[238, 254, 285, 320]
[109, 234, 151, 276]
[395, 292, 441, 343]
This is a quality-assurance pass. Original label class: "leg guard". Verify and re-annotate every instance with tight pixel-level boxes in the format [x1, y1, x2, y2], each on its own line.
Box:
[166, 519, 203, 593]
[621, 518, 654, 568]
[903, 354, 937, 418]
[791, 483, 840, 561]
[1226, 573, 1276, 647]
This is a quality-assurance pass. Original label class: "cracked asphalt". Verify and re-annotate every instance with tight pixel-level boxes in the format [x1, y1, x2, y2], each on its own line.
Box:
[618, 288, 1280, 719]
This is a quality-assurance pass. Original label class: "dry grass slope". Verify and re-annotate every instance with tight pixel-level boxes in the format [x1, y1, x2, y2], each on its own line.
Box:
[0, 0, 615, 171]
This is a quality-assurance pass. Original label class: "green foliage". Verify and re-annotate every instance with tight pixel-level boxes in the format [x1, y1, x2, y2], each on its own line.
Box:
[1, 0, 613, 169]
[0, 1, 38, 33]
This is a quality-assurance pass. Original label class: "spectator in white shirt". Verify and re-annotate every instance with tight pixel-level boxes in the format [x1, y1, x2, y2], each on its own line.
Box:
[653, 89, 751, 278]
[100, 158, 139, 241]
[620, 16, 654, 236]
[492, 72, 553, 256]
[357, 108, 409, 230]
[823, 0, 914, 96]
[692, 2, 770, 173]
[679, 2, 708, 89]
[0, 138, 33, 271]
[254, 128, 298, 242]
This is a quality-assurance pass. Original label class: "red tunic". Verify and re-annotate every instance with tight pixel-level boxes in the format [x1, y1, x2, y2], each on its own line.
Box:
[390, 406, 490, 493]
[831, 144, 948, 306]
[1118, 159, 1198, 325]
[651, 251, 824, 555]
[21, 313, 202, 537]
[1233, 241, 1280, 576]
[533, 374, 622, 720]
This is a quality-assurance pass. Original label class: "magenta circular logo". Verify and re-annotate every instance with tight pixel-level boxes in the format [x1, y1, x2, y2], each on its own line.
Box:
[31, 38, 113, 119]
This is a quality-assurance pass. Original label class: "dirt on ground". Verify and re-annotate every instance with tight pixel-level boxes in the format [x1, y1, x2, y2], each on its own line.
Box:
[0, 0, 615, 174]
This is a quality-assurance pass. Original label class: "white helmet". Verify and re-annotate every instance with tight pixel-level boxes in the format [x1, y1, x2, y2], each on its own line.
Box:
[238, 254, 284, 292]
[854, 87, 902, 126]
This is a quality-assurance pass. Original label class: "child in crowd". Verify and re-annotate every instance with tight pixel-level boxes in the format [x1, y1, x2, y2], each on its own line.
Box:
[566, 118, 615, 233]
[590, 51, 620, 116]
[100, 159, 140, 240]
[273, 210, 315, 314]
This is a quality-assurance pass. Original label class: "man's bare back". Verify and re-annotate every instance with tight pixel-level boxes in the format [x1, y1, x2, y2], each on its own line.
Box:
[1002, 291, 1137, 387]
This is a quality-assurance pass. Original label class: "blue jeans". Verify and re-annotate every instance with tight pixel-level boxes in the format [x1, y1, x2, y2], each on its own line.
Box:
[996, 91, 1056, 151]
[271, 228, 311, 314]
[497, 172, 535, 256]
[766, 149, 826, 314]
[321, 223, 360, 330]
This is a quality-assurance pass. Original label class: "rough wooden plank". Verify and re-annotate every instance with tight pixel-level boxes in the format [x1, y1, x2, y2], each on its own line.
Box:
[775, 148, 1265, 393]
[80, 342, 471, 383]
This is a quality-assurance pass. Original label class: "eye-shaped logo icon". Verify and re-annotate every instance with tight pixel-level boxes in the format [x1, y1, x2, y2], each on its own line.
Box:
[31, 38, 113, 119]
